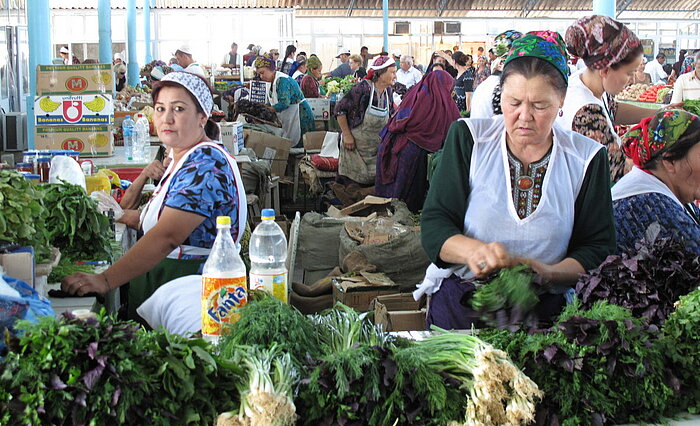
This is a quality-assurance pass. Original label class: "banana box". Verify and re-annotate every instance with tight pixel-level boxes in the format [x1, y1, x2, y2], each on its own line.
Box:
[34, 125, 113, 157]
[34, 94, 113, 125]
[36, 64, 115, 96]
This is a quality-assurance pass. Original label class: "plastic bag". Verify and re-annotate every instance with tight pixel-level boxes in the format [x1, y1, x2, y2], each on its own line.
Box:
[91, 190, 124, 220]
[0, 274, 55, 354]
[48, 155, 86, 189]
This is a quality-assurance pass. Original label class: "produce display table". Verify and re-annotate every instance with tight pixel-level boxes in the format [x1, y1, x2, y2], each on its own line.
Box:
[90, 144, 160, 168]
[620, 100, 668, 109]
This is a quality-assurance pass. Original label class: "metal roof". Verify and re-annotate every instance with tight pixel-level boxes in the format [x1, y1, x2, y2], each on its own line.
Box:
[1, 0, 698, 19]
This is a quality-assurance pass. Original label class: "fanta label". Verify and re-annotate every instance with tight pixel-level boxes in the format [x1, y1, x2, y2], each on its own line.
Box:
[201, 275, 247, 336]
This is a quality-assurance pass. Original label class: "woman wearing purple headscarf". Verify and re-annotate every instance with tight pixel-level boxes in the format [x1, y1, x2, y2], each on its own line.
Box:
[375, 70, 460, 212]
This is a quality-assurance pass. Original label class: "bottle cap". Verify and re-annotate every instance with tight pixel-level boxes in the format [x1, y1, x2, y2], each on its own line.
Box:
[125, 115, 131, 119]
[261, 208, 275, 220]
[216, 216, 231, 226]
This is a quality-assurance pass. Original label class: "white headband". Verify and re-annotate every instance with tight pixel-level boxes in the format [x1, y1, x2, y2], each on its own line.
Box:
[160, 71, 213, 117]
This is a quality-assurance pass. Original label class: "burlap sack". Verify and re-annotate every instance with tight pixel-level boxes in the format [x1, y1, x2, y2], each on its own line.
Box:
[338, 226, 430, 292]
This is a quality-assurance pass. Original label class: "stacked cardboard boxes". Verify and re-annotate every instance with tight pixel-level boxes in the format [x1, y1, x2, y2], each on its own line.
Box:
[34, 64, 115, 157]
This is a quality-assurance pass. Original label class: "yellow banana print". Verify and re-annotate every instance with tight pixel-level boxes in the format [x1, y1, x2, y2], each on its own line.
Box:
[84, 96, 106, 112]
[39, 97, 61, 113]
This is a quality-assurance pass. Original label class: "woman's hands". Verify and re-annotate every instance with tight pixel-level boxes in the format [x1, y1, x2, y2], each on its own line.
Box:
[342, 132, 356, 150]
[61, 272, 111, 296]
[465, 241, 511, 277]
[117, 209, 142, 229]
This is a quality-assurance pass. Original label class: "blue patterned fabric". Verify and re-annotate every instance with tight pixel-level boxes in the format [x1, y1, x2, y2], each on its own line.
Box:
[613, 192, 700, 254]
[162, 145, 240, 258]
[273, 75, 316, 143]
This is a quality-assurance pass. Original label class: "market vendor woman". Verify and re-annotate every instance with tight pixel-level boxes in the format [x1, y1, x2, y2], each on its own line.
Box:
[416, 32, 616, 330]
[62, 72, 247, 322]
[335, 56, 396, 185]
[255, 53, 315, 147]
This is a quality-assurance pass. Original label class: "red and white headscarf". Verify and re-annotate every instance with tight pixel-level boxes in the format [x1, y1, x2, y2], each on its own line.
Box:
[365, 56, 395, 80]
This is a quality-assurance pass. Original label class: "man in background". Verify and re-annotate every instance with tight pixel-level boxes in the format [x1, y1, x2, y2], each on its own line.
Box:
[328, 47, 352, 78]
[645, 52, 668, 83]
[174, 45, 207, 78]
[222, 42, 240, 69]
[396, 55, 422, 89]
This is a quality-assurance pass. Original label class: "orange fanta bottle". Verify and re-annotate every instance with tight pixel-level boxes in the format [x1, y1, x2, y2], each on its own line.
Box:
[201, 216, 247, 343]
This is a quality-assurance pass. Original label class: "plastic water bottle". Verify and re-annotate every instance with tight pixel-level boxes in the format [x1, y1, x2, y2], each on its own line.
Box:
[201, 216, 248, 343]
[249, 209, 288, 303]
[122, 115, 135, 162]
[133, 113, 149, 163]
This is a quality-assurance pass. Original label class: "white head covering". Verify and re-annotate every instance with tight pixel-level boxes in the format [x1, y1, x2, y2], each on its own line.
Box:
[60, 46, 70, 54]
[160, 72, 213, 117]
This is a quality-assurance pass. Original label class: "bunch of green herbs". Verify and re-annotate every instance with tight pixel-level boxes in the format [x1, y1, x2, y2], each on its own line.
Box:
[481, 301, 673, 425]
[471, 265, 540, 330]
[39, 182, 113, 262]
[658, 288, 700, 414]
[0, 170, 52, 262]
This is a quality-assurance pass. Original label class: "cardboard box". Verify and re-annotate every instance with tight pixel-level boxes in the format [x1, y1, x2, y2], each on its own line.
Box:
[220, 122, 244, 155]
[302, 131, 327, 151]
[305, 98, 331, 121]
[243, 129, 291, 177]
[36, 64, 115, 96]
[371, 293, 427, 332]
[35, 125, 114, 157]
[332, 271, 399, 312]
[0, 246, 35, 288]
[35, 94, 113, 126]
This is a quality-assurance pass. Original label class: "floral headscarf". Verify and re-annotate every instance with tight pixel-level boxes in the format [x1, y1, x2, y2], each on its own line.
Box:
[365, 56, 395, 80]
[493, 30, 524, 58]
[565, 15, 641, 70]
[254, 53, 276, 71]
[504, 31, 569, 83]
[681, 54, 696, 75]
[307, 55, 322, 70]
[622, 109, 698, 171]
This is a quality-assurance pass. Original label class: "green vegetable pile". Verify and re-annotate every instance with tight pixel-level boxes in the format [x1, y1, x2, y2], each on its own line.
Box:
[0, 170, 51, 262]
[471, 265, 540, 330]
[220, 296, 543, 425]
[657, 288, 700, 415]
[39, 182, 113, 262]
[481, 301, 676, 425]
[322, 75, 360, 94]
[683, 99, 700, 116]
[0, 311, 242, 426]
[47, 259, 96, 283]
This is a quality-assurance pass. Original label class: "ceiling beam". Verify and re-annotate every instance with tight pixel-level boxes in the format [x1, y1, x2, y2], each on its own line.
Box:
[437, 0, 448, 17]
[616, 0, 635, 17]
[521, 0, 540, 18]
[346, 0, 356, 16]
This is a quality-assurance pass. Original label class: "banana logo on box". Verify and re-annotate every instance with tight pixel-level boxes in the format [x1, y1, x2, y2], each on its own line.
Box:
[84, 96, 105, 112]
[90, 72, 112, 85]
[38, 97, 61, 113]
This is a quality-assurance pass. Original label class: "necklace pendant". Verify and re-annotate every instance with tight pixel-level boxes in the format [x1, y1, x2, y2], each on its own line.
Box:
[517, 176, 534, 190]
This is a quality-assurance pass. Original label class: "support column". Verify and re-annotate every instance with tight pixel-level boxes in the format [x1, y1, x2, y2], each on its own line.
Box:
[126, 0, 139, 86]
[143, 0, 152, 63]
[382, 0, 389, 52]
[98, 0, 112, 64]
[26, 0, 52, 149]
[593, 0, 616, 17]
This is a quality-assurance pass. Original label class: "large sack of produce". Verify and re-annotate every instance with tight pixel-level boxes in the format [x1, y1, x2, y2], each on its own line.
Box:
[338, 222, 430, 291]
[298, 213, 347, 284]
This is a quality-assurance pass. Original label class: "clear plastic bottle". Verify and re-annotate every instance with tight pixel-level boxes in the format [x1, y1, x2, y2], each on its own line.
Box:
[133, 113, 149, 163]
[249, 209, 288, 303]
[121, 115, 135, 162]
[201, 216, 248, 343]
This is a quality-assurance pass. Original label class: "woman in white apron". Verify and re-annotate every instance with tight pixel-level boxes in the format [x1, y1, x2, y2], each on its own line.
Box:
[255, 53, 315, 147]
[417, 32, 616, 330]
[62, 72, 246, 322]
[335, 56, 397, 185]
[559, 15, 661, 183]
[613, 109, 700, 255]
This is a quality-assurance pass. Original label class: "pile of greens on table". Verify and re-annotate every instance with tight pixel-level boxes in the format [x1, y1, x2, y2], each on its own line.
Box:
[1, 293, 544, 426]
[0, 169, 115, 280]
